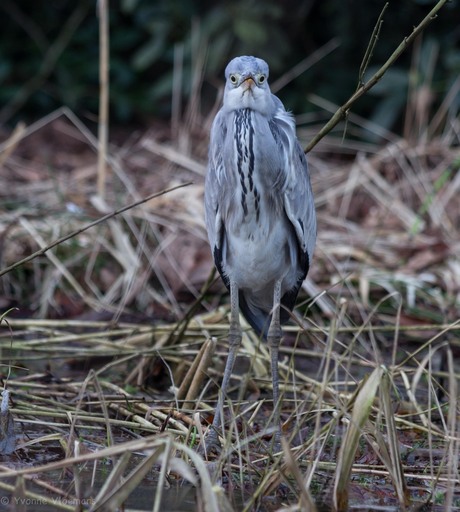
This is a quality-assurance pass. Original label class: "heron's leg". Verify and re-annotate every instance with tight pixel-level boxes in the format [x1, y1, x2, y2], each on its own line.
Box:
[267, 279, 283, 453]
[203, 280, 242, 454]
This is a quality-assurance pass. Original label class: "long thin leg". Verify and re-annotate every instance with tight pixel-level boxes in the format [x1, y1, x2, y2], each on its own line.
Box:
[267, 279, 283, 453]
[203, 280, 242, 455]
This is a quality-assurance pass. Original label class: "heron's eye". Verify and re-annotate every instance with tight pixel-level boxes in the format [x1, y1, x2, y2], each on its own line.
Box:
[229, 74, 238, 84]
[258, 75, 266, 84]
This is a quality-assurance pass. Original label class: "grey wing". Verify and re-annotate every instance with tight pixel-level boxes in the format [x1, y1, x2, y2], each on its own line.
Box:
[284, 141, 317, 266]
[279, 142, 316, 321]
[204, 110, 231, 289]
[267, 99, 316, 321]
[270, 97, 317, 268]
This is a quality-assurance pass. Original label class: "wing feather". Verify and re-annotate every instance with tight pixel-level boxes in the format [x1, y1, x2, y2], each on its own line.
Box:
[204, 110, 233, 290]
[271, 96, 317, 265]
[270, 96, 317, 317]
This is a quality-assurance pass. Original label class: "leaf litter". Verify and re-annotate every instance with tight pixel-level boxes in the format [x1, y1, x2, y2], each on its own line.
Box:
[0, 99, 458, 510]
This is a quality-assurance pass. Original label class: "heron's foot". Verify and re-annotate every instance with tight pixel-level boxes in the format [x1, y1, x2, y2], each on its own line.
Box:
[198, 429, 222, 459]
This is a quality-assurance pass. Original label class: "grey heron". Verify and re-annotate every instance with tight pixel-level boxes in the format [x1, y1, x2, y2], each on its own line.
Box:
[204, 55, 316, 453]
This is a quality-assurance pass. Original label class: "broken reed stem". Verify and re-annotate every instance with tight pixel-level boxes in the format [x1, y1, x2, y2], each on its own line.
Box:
[176, 339, 210, 401]
[97, 0, 109, 198]
[0, 122, 26, 166]
[178, 337, 216, 410]
[305, 0, 450, 153]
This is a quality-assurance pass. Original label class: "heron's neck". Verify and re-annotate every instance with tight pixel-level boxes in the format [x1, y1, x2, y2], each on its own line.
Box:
[233, 109, 260, 221]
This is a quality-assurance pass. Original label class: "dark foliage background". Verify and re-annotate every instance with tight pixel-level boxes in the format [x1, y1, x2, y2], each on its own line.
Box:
[0, 0, 459, 133]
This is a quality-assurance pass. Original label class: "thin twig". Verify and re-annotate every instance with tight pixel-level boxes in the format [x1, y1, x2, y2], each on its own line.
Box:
[271, 38, 340, 94]
[357, 3, 389, 88]
[0, 182, 192, 278]
[305, 0, 450, 153]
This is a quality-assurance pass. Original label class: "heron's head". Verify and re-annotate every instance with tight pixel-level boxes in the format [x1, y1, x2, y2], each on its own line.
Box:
[223, 56, 273, 113]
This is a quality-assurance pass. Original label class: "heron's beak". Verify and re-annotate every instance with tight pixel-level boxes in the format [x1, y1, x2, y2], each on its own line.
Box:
[241, 75, 256, 92]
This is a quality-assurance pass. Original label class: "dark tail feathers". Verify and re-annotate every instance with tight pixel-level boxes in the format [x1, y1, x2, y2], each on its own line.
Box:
[239, 290, 296, 340]
[239, 291, 269, 339]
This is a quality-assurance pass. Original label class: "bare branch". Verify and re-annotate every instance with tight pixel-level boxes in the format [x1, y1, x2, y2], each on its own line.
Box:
[305, 0, 450, 153]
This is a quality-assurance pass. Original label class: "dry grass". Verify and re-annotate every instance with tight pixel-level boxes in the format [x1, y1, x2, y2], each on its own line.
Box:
[0, 6, 459, 510]
[0, 102, 458, 509]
